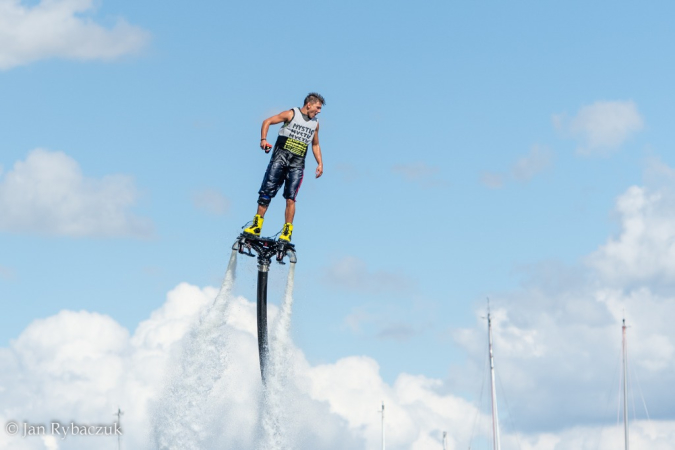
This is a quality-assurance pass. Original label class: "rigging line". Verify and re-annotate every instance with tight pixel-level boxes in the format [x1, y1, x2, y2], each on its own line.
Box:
[631, 361, 652, 422]
[629, 360, 639, 426]
[467, 343, 490, 450]
[593, 340, 624, 450]
[495, 367, 524, 450]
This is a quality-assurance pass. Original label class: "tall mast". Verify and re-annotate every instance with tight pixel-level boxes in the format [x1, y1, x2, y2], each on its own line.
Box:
[442, 431, 447, 450]
[622, 319, 629, 450]
[379, 401, 385, 450]
[488, 306, 501, 450]
[114, 407, 123, 450]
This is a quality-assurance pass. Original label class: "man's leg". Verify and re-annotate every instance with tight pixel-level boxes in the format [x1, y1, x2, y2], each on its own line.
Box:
[245, 156, 284, 235]
[284, 199, 295, 224]
[278, 199, 295, 242]
[279, 166, 302, 242]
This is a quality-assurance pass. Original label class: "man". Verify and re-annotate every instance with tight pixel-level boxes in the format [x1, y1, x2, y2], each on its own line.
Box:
[243, 93, 325, 242]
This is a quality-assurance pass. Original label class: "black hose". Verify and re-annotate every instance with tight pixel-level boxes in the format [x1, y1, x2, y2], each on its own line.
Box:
[256, 267, 269, 381]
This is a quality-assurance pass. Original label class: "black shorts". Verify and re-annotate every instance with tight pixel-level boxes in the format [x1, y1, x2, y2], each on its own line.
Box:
[258, 147, 305, 204]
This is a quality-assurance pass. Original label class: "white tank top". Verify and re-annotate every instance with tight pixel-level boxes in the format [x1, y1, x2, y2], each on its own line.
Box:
[277, 107, 318, 158]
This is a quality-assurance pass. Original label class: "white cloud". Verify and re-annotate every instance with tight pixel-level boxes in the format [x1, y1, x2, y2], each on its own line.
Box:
[192, 188, 231, 215]
[643, 155, 675, 190]
[42, 435, 59, 450]
[375, 323, 417, 341]
[343, 307, 372, 333]
[451, 177, 675, 434]
[585, 158, 675, 286]
[342, 303, 423, 342]
[0, 264, 16, 280]
[480, 171, 505, 189]
[1, 266, 674, 448]
[392, 162, 448, 188]
[0, 0, 150, 70]
[587, 185, 675, 286]
[554, 100, 644, 156]
[4, 170, 675, 448]
[322, 256, 416, 295]
[392, 162, 438, 181]
[334, 163, 363, 182]
[452, 286, 675, 435]
[511, 145, 554, 182]
[0, 282, 215, 450]
[0, 277, 482, 450]
[306, 359, 483, 449]
[480, 145, 553, 188]
[0, 149, 152, 237]
[454, 164, 675, 436]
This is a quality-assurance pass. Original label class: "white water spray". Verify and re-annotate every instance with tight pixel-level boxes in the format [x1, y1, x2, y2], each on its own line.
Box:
[152, 250, 238, 450]
[258, 263, 296, 450]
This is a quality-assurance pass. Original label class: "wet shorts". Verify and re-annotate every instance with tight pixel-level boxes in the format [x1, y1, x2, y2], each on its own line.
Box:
[257, 147, 305, 205]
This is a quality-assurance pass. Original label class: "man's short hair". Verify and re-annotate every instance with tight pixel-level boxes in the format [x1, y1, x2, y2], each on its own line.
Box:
[304, 92, 326, 106]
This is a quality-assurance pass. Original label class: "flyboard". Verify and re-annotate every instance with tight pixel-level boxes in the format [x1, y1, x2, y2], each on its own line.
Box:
[232, 232, 297, 381]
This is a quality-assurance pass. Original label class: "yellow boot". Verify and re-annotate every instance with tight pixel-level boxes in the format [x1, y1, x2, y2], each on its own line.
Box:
[279, 223, 293, 242]
[243, 214, 264, 236]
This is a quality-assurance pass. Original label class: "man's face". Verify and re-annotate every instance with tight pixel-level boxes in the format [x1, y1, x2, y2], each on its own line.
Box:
[306, 101, 322, 119]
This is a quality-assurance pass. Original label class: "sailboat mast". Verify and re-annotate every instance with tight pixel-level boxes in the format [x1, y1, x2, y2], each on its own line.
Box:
[488, 309, 501, 450]
[380, 401, 385, 450]
[622, 319, 629, 450]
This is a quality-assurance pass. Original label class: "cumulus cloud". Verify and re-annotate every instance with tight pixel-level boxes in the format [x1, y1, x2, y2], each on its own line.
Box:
[457, 160, 675, 438]
[626, 158, 675, 279]
[480, 145, 553, 189]
[334, 163, 364, 182]
[452, 173, 675, 434]
[554, 100, 644, 156]
[322, 256, 416, 295]
[0, 149, 152, 237]
[342, 305, 421, 342]
[0, 264, 16, 280]
[452, 286, 675, 435]
[0, 0, 150, 70]
[643, 155, 675, 190]
[0, 282, 218, 450]
[0, 279, 486, 450]
[1, 261, 675, 448]
[511, 145, 554, 182]
[587, 176, 675, 287]
[375, 323, 417, 341]
[4, 166, 675, 448]
[392, 162, 449, 188]
[306, 359, 483, 449]
[192, 188, 231, 215]
[343, 307, 372, 333]
[480, 171, 505, 189]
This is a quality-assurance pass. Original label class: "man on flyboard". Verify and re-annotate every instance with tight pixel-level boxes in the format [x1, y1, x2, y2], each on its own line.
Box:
[243, 93, 325, 243]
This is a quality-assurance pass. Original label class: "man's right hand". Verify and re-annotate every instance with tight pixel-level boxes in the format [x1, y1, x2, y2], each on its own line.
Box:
[260, 139, 272, 153]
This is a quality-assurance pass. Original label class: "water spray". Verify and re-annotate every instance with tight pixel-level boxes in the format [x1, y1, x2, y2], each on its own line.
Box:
[151, 250, 239, 449]
[233, 233, 296, 381]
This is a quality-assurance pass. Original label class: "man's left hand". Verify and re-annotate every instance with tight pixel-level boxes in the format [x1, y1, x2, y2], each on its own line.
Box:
[315, 164, 323, 178]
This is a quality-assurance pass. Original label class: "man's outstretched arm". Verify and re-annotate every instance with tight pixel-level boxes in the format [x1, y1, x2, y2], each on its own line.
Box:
[260, 110, 294, 151]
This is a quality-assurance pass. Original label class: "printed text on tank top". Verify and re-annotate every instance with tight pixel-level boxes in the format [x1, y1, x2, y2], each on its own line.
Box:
[276, 107, 318, 159]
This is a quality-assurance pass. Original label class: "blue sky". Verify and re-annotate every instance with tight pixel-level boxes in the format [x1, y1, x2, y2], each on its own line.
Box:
[1, 1, 675, 449]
